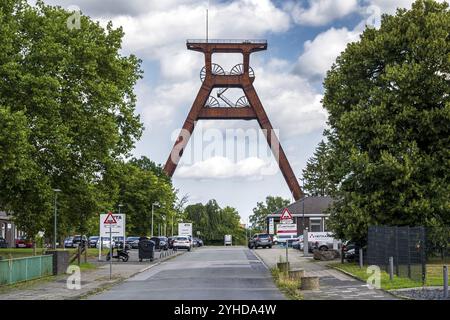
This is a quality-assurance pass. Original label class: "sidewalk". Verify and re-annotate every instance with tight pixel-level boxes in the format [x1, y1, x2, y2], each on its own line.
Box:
[0, 250, 184, 300]
[253, 247, 396, 300]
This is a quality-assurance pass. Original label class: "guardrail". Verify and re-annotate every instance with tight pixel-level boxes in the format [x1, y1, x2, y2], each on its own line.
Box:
[0, 255, 53, 286]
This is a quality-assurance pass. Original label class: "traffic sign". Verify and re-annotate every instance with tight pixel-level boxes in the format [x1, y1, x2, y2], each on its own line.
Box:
[100, 213, 125, 237]
[280, 208, 293, 224]
[103, 211, 117, 224]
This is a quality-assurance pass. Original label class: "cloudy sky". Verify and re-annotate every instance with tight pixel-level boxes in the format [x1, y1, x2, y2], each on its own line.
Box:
[31, 0, 443, 223]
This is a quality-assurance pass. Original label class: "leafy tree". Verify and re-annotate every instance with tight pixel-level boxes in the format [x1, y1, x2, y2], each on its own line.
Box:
[110, 158, 176, 237]
[301, 140, 336, 196]
[184, 200, 245, 244]
[0, 1, 143, 242]
[322, 0, 450, 246]
[250, 196, 290, 231]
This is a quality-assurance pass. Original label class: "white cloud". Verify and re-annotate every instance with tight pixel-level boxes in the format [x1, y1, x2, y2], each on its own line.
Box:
[294, 27, 361, 82]
[254, 62, 328, 138]
[286, 0, 358, 26]
[175, 156, 272, 179]
[364, 0, 415, 14]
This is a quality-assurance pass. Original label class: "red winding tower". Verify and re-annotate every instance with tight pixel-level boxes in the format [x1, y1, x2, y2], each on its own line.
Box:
[163, 39, 303, 201]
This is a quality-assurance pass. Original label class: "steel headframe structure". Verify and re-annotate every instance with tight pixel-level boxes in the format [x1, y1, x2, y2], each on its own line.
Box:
[163, 39, 303, 201]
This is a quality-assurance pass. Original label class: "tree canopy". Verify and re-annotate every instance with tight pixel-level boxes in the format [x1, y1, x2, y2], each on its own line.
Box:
[321, 0, 450, 245]
[0, 0, 145, 241]
[301, 140, 336, 197]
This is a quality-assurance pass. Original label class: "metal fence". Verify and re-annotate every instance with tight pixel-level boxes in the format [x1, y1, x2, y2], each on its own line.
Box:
[367, 226, 426, 283]
[0, 255, 53, 286]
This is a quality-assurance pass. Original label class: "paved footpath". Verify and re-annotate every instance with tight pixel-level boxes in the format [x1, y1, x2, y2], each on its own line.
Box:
[89, 246, 285, 300]
[254, 247, 397, 300]
[0, 250, 182, 300]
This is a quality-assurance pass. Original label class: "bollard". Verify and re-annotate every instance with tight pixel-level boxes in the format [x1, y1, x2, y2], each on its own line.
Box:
[389, 257, 394, 281]
[303, 229, 309, 257]
[444, 265, 448, 299]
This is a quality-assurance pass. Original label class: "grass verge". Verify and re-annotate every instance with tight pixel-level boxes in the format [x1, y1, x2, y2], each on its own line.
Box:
[270, 268, 303, 300]
[0, 248, 101, 259]
[329, 262, 445, 290]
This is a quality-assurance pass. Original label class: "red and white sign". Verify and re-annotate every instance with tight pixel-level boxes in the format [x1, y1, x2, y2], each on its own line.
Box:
[276, 223, 297, 236]
[100, 213, 125, 237]
[280, 208, 293, 224]
[103, 211, 117, 224]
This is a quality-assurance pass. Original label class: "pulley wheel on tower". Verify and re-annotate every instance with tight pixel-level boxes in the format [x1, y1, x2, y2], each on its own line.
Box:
[200, 63, 225, 82]
[230, 64, 255, 78]
[205, 96, 220, 108]
[235, 96, 250, 108]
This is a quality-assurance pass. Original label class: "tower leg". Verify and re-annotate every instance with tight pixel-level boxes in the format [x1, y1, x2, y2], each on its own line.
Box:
[244, 84, 303, 200]
[164, 84, 212, 177]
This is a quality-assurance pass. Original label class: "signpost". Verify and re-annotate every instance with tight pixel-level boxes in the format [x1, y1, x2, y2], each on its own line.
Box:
[103, 212, 117, 280]
[99, 212, 125, 280]
[279, 208, 293, 265]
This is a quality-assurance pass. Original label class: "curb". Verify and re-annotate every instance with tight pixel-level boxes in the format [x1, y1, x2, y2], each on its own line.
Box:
[251, 250, 270, 270]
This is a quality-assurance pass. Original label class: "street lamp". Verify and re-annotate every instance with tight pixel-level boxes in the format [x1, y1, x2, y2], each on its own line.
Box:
[151, 202, 160, 237]
[118, 204, 124, 248]
[53, 189, 62, 249]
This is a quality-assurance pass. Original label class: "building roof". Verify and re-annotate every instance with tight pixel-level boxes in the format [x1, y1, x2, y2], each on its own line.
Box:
[266, 196, 334, 218]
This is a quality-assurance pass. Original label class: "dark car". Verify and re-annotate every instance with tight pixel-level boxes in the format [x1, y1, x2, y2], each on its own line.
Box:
[0, 237, 8, 248]
[72, 235, 88, 247]
[167, 237, 175, 249]
[126, 236, 140, 249]
[113, 236, 131, 250]
[193, 237, 204, 247]
[150, 236, 169, 251]
[88, 236, 99, 248]
[248, 233, 273, 249]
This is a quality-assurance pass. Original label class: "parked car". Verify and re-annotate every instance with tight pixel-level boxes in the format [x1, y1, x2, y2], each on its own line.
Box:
[193, 237, 204, 247]
[292, 239, 301, 250]
[113, 236, 131, 250]
[126, 236, 140, 249]
[248, 233, 273, 249]
[167, 237, 175, 249]
[88, 236, 99, 248]
[72, 235, 88, 247]
[0, 237, 8, 248]
[173, 236, 191, 251]
[64, 236, 74, 248]
[15, 236, 33, 248]
[277, 234, 297, 245]
[96, 237, 115, 249]
[270, 234, 279, 245]
[150, 236, 169, 251]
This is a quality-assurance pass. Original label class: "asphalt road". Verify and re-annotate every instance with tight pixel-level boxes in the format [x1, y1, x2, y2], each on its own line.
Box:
[89, 246, 285, 300]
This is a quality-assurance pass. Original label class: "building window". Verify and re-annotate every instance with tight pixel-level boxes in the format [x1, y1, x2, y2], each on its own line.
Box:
[310, 218, 322, 232]
[323, 218, 328, 232]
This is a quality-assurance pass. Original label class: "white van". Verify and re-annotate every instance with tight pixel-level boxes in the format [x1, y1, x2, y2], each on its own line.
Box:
[224, 235, 232, 246]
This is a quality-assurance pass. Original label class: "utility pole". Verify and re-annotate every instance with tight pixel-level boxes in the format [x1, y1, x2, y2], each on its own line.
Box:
[151, 202, 159, 237]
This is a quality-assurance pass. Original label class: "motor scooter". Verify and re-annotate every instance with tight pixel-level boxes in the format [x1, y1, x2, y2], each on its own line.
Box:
[106, 244, 129, 262]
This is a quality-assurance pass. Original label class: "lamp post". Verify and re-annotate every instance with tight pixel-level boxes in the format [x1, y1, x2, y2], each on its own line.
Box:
[118, 204, 123, 248]
[52, 189, 62, 249]
[151, 202, 159, 237]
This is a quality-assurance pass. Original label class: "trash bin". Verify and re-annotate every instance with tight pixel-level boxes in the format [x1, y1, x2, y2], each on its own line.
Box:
[138, 238, 155, 262]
